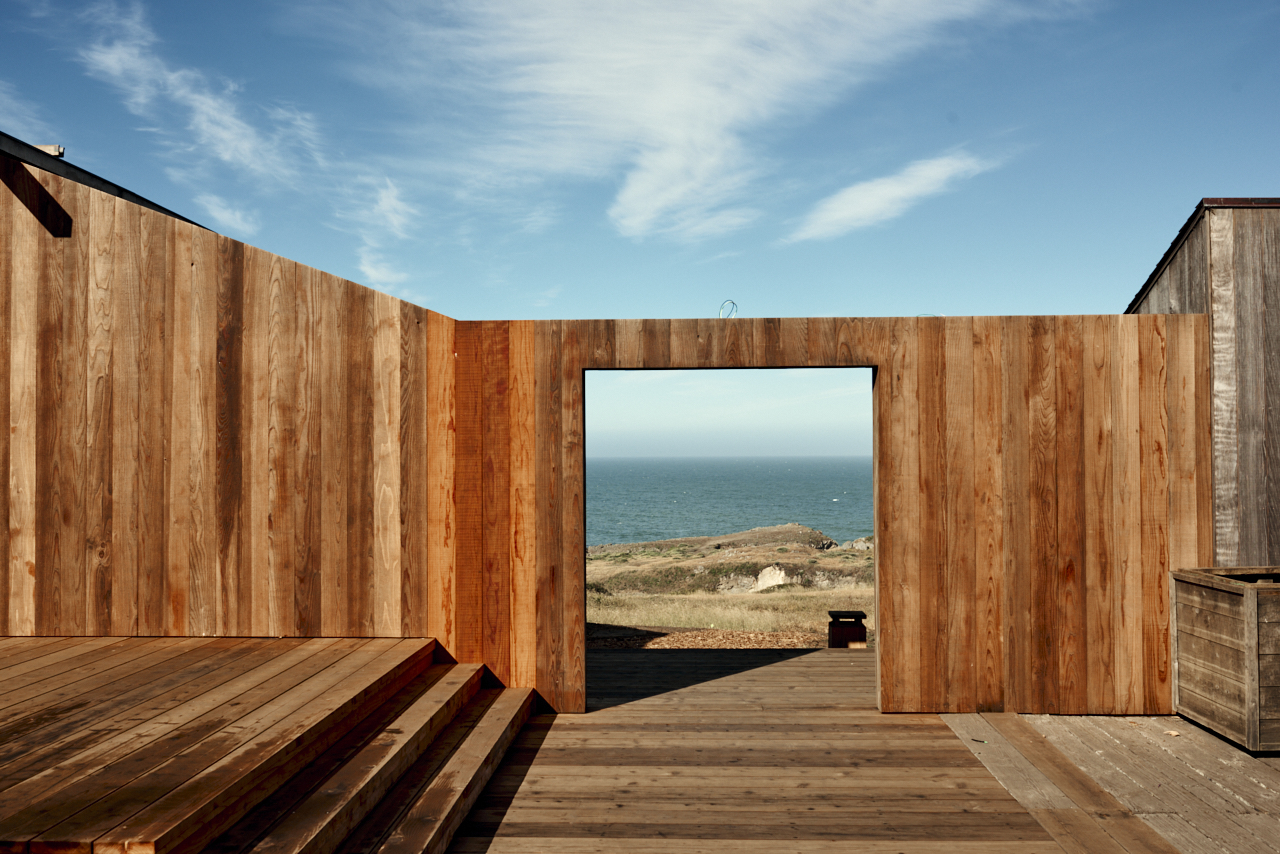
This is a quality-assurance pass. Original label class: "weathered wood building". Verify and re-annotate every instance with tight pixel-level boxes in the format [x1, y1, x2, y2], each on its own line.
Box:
[5, 132, 1274, 719]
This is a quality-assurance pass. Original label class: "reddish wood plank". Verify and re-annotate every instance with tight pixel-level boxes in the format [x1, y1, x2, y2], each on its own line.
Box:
[163, 220, 193, 636]
[481, 320, 512, 682]
[943, 316, 976, 712]
[916, 317, 946, 712]
[561, 321, 587, 712]
[614, 319, 641, 369]
[267, 252, 298, 637]
[1083, 316, 1116, 714]
[754, 317, 782, 367]
[1112, 315, 1144, 711]
[188, 227, 219, 637]
[345, 284, 376, 636]
[292, 265, 322, 637]
[0, 162, 13, 636]
[372, 291, 402, 637]
[716, 318, 752, 367]
[85, 190, 117, 637]
[400, 301, 429, 638]
[426, 310, 456, 651]
[669, 319, 697, 368]
[806, 317, 836, 366]
[135, 208, 170, 636]
[641, 319, 671, 369]
[779, 318, 808, 366]
[318, 273, 350, 637]
[535, 320, 564, 706]
[1139, 315, 1171, 713]
[1001, 316, 1032, 713]
[454, 320, 484, 662]
[1027, 316, 1058, 714]
[109, 198, 142, 637]
[509, 320, 538, 688]
[242, 248, 277, 637]
[1054, 315, 1086, 714]
[972, 316, 1004, 712]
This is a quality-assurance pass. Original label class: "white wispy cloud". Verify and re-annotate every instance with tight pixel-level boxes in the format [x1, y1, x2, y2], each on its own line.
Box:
[307, 0, 1010, 241]
[77, 2, 314, 182]
[195, 194, 260, 235]
[345, 178, 419, 286]
[0, 80, 56, 144]
[786, 152, 996, 241]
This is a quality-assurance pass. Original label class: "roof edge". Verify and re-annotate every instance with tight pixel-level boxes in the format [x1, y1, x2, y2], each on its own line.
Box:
[1126, 198, 1280, 314]
[1, 129, 204, 229]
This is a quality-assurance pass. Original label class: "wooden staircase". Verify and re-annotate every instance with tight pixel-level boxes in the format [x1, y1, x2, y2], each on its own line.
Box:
[202, 662, 533, 854]
[0, 638, 532, 854]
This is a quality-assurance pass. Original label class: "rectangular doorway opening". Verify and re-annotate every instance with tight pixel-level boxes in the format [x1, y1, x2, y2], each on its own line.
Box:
[583, 366, 876, 703]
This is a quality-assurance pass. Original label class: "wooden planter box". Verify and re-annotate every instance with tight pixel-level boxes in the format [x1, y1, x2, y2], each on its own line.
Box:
[1171, 568, 1280, 750]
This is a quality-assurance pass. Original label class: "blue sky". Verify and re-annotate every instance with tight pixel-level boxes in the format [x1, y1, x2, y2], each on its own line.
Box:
[3, 1, 1277, 455]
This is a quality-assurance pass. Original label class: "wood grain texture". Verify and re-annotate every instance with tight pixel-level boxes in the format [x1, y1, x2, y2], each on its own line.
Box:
[1208, 208, 1241, 566]
[0, 162, 1209, 717]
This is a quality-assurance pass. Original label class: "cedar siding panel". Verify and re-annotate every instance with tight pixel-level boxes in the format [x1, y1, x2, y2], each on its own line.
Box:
[2, 156, 1209, 715]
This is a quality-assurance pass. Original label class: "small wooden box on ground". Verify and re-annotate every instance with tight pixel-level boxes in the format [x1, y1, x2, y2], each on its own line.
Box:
[1171, 568, 1280, 750]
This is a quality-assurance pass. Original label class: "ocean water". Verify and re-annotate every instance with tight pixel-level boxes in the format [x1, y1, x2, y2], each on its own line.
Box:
[586, 456, 874, 546]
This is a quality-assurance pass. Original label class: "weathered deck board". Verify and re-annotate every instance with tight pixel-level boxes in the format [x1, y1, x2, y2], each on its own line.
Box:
[449, 649, 1064, 853]
[1023, 713, 1280, 854]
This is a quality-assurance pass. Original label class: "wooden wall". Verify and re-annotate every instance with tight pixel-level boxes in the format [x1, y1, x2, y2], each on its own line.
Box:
[2, 154, 1212, 715]
[1130, 204, 1280, 568]
[526, 316, 1211, 713]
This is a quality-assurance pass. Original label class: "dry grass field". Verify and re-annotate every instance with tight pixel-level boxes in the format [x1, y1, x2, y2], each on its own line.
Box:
[586, 524, 875, 647]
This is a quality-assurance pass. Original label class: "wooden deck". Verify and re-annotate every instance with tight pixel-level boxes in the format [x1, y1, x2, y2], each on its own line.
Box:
[451, 649, 1063, 852]
[0, 636, 539, 854]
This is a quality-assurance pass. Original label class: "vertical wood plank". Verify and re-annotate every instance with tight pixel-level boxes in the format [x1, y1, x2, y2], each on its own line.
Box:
[267, 253, 298, 637]
[1001, 316, 1032, 713]
[84, 190, 115, 637]
[916, 317, 946, 712]
[561, 320, 587, 712]
[1166, 314, 1200, 578]
[426, 311, 456, 650]
[695, 318, 716, 368]
[1208, 208, 1240, 565]
[188, 227, 218, 637]
[943, 316, 975, 712]
[0, 164, 12, 635]
[9, 165, 41, 635]
[1185, 215, 1210, 317]
[372, 291, 402, 636]
[754, 318, 782, 367]
[509, 320, 537, 687]
[164, 221, 193, 636]
[481, 320, 512, 680]
[880, 317, 919, 712]
[1112, 315, 1144, 711]
[109, 198, 141, 636]
[641, 319, 671, 369]
[345, 283, 376, 636]
[453, 320, 483, 660]
[293, 266, 321, 637]
[1234, 211, 1266, 565]
[716, 318, 752, 367]
[1055, 315, 1086, 714]
[807, 317, 836, 366]
[587, 319, 616, 370]
[400, 302, 429, 637]
[215, 237, 244, 635]
[668, 319, 697, 368]
[1139, 315, 1170, 713]
[614, 319, 641, 369]
[33, 171, 66, 635]
[1027, 317, 1058, 713]
[535, 320, 564, 706]
[1083, 315, 1116, 714]
[779, 318, 808, 366]
[1194, 313, 1213, 568]
[318, 273, 349, 636]
[135, 209, 169, 635]
[972, 316, 1004, 712]
[1265, 212, 1280, 565]
[242, 248, 274, 636]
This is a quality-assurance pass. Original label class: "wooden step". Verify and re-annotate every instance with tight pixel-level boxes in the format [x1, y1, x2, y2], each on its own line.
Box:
[339, 687, 535, 854]
[0, 638, 437, 854]
[201, 662, 484, 854]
